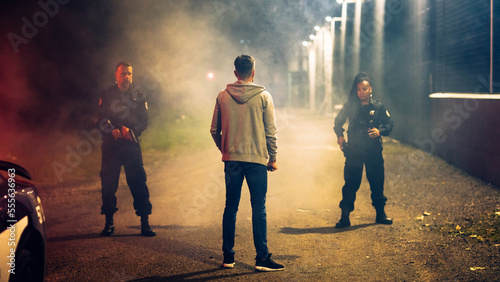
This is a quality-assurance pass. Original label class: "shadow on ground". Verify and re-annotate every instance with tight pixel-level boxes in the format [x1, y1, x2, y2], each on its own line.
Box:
[279, 223, 375, 235]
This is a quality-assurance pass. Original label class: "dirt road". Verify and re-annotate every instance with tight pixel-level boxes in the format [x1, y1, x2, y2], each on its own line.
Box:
[42, 110, 500, 281]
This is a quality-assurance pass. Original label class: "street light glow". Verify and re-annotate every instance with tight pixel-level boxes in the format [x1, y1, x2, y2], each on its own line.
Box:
[314, 26, 320, 31]
[302, 41, 309, 47]
[336, 0, 343, 4]
[309, 34, 315, 40]
[326, 16, 332, 22]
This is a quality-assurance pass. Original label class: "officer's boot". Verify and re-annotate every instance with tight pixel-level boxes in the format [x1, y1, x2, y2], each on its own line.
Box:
[141, 215, 156, 237]
[375, 207, 393, 225]
[100, 214, 114, 236]
[335, 209, 351, 228]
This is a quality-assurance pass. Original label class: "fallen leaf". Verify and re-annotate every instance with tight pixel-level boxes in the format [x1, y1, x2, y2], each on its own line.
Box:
[470, 267, 486, 271]
[423, 211, 431, 216]
[455, 225, 462, 230]
[415, 215, 424, 221]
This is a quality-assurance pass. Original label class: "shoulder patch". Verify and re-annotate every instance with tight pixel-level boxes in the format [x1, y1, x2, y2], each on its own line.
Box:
[386, 110, 390, 117]
[145, 101, 148, 110]
[98, 98, 102, 106]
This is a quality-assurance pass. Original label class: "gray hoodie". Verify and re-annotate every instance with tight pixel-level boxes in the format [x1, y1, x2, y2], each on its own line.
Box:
[210, 80, 278, 166]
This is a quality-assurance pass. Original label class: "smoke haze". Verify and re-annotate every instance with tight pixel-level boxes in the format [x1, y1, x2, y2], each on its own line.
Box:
[0, 0, 339, 181]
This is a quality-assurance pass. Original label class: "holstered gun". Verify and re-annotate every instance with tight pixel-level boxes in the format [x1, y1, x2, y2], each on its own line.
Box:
[342, 141, 350, 157]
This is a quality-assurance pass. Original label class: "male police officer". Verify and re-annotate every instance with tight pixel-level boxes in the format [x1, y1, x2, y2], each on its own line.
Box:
[98, 62, 155, 237]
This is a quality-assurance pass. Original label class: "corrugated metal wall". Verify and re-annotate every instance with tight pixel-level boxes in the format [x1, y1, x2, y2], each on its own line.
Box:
[381, 0, 499, 185]
[434, 0, 492, 94]
[429, 0, 500, 186]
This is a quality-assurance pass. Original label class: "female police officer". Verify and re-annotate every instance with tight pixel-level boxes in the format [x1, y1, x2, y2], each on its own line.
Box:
[334, 73, 393, 228]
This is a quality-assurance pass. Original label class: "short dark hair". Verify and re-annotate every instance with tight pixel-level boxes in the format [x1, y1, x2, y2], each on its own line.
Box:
[115, 61, 132, 71]
[234, 55, 255, 79]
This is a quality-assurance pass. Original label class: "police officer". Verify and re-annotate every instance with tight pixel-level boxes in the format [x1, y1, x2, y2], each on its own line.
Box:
[98, 62, 155, 237]
[334, 72, 393, 228]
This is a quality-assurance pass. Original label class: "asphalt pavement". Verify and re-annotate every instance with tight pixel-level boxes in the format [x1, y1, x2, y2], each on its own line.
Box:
[41, 110, 500, 281]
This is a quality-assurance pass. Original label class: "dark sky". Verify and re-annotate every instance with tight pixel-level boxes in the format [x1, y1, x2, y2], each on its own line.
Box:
[0, 0, 341, 131]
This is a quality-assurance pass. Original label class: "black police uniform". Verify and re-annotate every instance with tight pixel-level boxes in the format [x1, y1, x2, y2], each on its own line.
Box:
[334, 99, 393, 212]
[98, 85, 152, 217]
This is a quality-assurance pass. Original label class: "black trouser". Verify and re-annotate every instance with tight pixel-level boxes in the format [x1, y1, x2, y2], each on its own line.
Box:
[339, 149, 387, 212]
[100, 138, 152, 216]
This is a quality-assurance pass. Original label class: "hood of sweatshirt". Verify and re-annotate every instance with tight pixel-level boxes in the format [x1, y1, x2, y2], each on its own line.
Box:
[226, 80, 266, 104]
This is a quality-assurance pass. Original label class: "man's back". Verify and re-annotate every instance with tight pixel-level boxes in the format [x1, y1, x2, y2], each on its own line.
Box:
[211, 80, 277, 166]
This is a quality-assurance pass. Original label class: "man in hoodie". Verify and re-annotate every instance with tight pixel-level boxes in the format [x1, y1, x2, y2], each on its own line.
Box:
[210, 55, 284, 272]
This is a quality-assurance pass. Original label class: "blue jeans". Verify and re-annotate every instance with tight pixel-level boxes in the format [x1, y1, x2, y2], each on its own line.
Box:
[222, 161, 268, 260]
